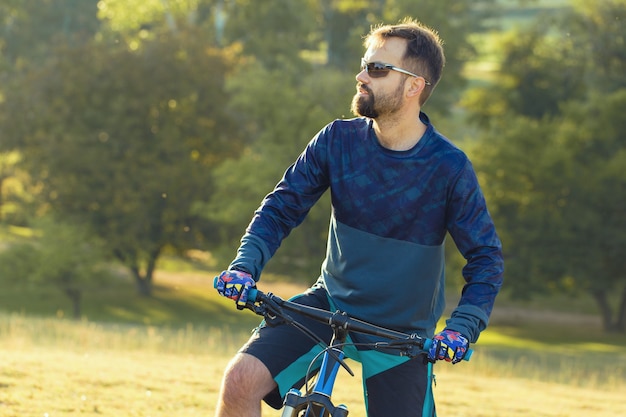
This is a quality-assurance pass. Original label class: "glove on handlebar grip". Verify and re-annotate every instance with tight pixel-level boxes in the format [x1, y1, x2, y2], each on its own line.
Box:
[424, 337, 472, 361]
[213, 276, 258, 303]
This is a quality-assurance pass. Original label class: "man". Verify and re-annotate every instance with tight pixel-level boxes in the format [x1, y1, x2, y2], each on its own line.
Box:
[214, 19, 503, 417]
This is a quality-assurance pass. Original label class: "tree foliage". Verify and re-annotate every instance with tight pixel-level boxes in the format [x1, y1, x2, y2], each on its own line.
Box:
[0, 218, 113, 318]
[0, 151, 32, 224]
[0, 0, 100, 67]
[468, 1, 626, 332]
[8, 0, 610, 313]
[1, 28, 244, 295]
[464, 0, 626, 125]
[203, 63, 352, 276]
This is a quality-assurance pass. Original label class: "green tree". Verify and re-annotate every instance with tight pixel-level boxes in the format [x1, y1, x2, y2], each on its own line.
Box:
[569, 0, 626, 93]
[0, 0, 99, 67]
[0, 151, 20, 223]
[0, 218, 113, 319]
[0, 151, 37, 225]
[467, 0, 626, 332]
[553, 92, 626, 332]
[222, 0, 319, 69]
[0, 29, 244, 295]
[96, 0, 226, 46]
[0, 1, 110, 228]
[463, 0, 626, 126]
[474, 93, 626, 332]
[204, 63, 351, 277]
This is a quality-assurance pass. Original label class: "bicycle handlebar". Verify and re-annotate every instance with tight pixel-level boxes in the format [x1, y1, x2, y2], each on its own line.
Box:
[248, 287, 429, 351]
[215, 282, 472, 361]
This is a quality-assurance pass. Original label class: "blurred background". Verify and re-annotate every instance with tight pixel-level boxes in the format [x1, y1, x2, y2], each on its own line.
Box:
[0, 1, 624, 415]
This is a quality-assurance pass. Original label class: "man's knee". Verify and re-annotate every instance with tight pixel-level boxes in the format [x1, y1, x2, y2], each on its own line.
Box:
[221, 353, 276, 401]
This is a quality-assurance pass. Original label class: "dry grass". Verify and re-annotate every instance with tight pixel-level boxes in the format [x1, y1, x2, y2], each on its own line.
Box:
[1, 347, 222, 416]
[1, 271, 624, 416]
[433, 370, 626, 417]
[1, 312, 625, 417]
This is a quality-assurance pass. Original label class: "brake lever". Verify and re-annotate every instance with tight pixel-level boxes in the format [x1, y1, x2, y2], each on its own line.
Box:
[377, 334, 427, 358]
[247, 292, 287, 327]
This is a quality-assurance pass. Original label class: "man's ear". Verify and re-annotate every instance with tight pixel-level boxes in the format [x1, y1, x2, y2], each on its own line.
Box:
[406, 77, 426, 99]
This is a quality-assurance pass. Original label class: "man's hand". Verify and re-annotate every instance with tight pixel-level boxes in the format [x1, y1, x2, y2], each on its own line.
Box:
[428, 330, 469, 364]
[215, 270, 255, 308]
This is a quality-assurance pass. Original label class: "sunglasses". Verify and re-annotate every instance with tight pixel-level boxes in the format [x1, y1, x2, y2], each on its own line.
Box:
[360, 58, 431, 85]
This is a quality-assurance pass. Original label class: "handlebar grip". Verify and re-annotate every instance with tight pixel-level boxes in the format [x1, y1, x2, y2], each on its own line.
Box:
[424, 338, 473, 361]
[423, 338, 433, 353]
[246, 287, 259, 303]
[213, 276, 259, 303]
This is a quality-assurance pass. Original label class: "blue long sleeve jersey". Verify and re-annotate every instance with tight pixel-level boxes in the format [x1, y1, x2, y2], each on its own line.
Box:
[230, 113, 503, 342]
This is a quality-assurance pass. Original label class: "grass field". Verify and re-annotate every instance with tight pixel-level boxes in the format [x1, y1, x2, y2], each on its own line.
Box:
[1, 271, 625, 417]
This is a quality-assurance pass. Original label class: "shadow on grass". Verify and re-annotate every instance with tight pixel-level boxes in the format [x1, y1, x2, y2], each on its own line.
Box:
[0, 277, 261, 332]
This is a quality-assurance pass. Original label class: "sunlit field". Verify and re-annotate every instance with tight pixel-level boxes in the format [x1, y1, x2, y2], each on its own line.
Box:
[1, 322, 624, 417]
[1, 277, 625, 417]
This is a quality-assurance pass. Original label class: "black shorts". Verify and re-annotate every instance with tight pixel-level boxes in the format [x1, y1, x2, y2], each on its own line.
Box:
[239, 286, 436, 416]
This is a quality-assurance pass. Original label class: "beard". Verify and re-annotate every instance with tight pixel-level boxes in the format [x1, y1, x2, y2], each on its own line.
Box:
[350, 81, 405, 119]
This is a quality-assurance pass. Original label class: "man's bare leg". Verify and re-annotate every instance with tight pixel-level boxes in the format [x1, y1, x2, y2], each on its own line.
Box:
[215, 353, 277, 417]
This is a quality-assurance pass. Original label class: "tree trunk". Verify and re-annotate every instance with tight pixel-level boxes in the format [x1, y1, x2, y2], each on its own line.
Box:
[131, 265, 153, 297]
[135, 274, 152, 296]
[65, 288, 82, 319]
[130, 247, 161, 297]
[591, 289, 623, 333]
[616, 285, 626, 333]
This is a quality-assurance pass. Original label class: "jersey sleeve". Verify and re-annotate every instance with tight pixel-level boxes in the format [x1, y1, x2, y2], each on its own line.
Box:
[229, 124, 332, 280]
[444, 159, 504, 342]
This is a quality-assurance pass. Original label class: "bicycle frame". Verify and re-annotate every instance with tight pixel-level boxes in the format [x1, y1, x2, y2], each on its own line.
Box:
[281, 321, 350, 417]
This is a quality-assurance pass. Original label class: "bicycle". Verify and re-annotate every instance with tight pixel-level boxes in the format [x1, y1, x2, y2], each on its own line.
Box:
[227, 285, 473, 417]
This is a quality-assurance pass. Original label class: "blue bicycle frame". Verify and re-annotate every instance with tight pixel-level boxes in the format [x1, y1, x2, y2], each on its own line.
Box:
[281, 324, 350, 417]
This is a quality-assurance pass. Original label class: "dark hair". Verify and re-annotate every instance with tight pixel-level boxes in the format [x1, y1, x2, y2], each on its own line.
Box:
[365, 19, 445, 104]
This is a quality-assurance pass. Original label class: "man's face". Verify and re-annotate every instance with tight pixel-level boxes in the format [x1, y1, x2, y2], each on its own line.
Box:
[351, 38, 410, 119]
